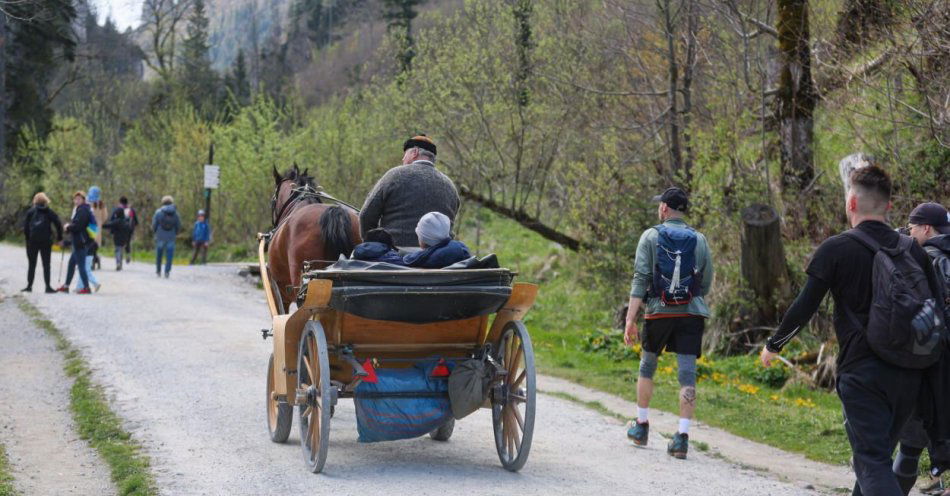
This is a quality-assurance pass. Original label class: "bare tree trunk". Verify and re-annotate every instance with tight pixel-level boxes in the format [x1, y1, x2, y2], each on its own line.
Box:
[660, 0, 683, 178]
[680, 0, 698, 183]
[459, 185, 585, 251]
[740, 204, 790, 323]
[776, 0, 816, 192]
[0, 11, 6, 185]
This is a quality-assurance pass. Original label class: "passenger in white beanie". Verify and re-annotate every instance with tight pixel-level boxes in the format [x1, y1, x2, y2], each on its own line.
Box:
[415, 211, 452, 248]
[404, 212, 472, 268]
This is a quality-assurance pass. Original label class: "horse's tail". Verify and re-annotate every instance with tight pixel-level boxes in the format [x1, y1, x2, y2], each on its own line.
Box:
[319, 205, 356, 261]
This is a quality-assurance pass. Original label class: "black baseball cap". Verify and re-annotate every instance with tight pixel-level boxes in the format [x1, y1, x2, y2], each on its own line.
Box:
[909, 202, 950, 235]
[652, 187, 689, 213]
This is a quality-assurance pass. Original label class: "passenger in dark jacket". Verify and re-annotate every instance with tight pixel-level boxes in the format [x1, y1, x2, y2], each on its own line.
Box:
[403, 212, 471, 268]
[22, 192, 63, 293]
[152, 195, 181, 278]
[104, 204, 132, 271]
[352, 228, 405, 265]
[57, 191, 92, 293]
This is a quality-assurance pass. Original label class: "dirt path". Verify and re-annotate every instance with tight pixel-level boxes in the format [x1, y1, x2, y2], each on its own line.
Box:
[0, 294, 114, 495]
[0, 243, 844, 495]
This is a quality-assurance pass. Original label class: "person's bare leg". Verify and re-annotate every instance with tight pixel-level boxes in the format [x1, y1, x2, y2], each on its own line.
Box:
[679, 385, 696, 420]
[637, 378, 654, 409]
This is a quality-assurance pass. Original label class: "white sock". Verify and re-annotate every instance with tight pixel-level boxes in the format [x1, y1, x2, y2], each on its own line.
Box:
[637, 407, 649, 423]
[678, 418, 690, 434]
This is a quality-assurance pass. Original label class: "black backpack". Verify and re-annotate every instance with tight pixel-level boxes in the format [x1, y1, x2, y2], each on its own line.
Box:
[845, 229, 945, 369]
[924, 244, 950, 308]
[159, 210, 176, 231]
[28, 209, 51, 241]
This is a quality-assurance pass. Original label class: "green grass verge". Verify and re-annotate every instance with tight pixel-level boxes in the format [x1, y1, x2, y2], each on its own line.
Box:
[16, 298, 156, 496]
[458, 209, 851, 466]
[0, 443, 17, 496]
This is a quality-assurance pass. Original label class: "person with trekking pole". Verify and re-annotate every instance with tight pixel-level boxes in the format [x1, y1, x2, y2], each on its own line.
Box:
[623, 187, 715, 460]
[56, 191, 94, 294]
[21, 192, 63, 293]
[760, 166, 947, 496]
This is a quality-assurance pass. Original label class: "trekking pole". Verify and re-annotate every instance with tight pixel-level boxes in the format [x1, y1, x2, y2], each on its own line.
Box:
[57, 247, 65, 284]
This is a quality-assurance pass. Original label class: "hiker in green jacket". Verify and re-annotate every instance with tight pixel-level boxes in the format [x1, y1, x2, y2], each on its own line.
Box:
[623, 187, 714, 460]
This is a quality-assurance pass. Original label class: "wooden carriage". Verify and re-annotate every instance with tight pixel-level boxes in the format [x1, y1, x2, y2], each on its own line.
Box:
[259, 239, 539, 473]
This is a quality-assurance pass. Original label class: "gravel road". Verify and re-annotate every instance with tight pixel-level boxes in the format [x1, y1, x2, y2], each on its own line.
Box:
[0, 243, 827, 495]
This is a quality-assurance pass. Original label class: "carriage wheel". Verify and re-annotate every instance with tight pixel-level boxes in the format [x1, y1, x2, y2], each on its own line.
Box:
[297, 321, 332, 473]
[491, 321, 536, 472]
[429, 418, 455, 441]
[266, 354, 293, 443]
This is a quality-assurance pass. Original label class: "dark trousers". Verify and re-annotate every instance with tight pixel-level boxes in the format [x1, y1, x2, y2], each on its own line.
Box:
[65, 247, 89, 289]
[190, 242, 208, 265]
[26, 241, 52, 289]
[840, 357, 923, 496]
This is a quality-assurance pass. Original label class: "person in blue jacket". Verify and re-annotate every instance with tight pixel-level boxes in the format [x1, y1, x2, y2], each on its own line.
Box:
[404, 212, 471, 268]
[352, 228, 405, 265]
[190, 210, 211, 265]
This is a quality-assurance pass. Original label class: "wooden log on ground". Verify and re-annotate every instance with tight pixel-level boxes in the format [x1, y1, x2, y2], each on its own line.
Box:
[740, 204, 790, 323]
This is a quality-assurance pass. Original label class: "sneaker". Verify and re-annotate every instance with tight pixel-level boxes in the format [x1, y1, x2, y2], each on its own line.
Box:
[44, 287, 57, 294]
[56, 285, 69, 293]
[156, 272, 161, 278]
[164, 272, 170, 279]
[93, 283, 101, 293]
[627, 420, 649, 446]
[668, 432, 689, 459]
[20, 287, 32, 293]
[76, 288, 92, 295]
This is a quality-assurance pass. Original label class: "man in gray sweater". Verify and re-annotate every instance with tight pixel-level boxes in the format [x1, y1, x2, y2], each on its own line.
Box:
[359, 135, 460, 247]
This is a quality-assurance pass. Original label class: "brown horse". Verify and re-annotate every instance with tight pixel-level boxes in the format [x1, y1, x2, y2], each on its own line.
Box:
[268, 164, 361, 312]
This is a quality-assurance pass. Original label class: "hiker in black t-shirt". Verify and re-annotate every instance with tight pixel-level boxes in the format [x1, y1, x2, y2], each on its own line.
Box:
[22, 192, 63, 293]
[760, 166, 943, 496]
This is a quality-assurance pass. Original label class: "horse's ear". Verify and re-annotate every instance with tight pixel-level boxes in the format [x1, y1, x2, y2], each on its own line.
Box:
[272, 166, 282, 185]
[292, 162, 300, 177]
[302, 168, 309, 177]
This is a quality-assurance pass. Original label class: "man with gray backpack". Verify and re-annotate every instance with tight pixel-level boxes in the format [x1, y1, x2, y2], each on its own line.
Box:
[623, 187, 715, 460]
[761, 166, 946, 495]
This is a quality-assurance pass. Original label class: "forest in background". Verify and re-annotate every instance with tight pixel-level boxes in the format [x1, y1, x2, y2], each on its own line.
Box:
[0, 0, 948, 383]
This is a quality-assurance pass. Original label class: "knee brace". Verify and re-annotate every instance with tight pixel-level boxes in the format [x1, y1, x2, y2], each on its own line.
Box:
[677, 354, 697, 387]
[639, 352, 658, 380]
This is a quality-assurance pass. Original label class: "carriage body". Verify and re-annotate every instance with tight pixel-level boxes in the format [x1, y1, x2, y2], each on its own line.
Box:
[259, 239, 538, 474]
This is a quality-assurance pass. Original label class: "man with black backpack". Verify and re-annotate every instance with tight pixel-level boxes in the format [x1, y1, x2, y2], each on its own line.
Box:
[890, 202, 950, 495]
[152, 195, 181, 278]
[623, 187, 715, 460]
[22, 192, 63, 293]
[761, 166, 946, 496]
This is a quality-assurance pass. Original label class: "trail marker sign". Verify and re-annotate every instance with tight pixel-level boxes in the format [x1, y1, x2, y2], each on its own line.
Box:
[204, 165, 220, 189]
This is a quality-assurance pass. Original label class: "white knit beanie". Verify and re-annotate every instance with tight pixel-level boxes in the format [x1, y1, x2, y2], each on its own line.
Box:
[415, 212, 451, 247]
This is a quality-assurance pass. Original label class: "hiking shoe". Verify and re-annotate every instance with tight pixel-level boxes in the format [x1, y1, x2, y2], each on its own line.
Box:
[44, 287, 57, 294]
[668, 432, 689, 459]
[21, 287, 32, 293]
[627, 420, 649, 446]
[76, 288, 92, 295]
[164, 272, 170, 279]
[56, 285, 69, 293]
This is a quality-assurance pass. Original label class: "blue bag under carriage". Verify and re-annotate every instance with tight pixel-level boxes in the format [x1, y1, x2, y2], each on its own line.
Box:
[354, 362, 453, 443]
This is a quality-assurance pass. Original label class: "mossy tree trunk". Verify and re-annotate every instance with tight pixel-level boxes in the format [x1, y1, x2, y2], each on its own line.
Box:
[776, 0, 816, 192]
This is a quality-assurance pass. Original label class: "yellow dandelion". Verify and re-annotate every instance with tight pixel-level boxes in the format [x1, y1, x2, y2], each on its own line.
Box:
[770, 394, 780, 401]
[794, 398, 816, 408]
[738, 384, 759, 395]
[711, 372, 726, 383]
[660, 366, 674, 375]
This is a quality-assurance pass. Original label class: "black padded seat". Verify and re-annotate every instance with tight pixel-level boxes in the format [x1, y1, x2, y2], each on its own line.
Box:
[304, 266, 514, 323]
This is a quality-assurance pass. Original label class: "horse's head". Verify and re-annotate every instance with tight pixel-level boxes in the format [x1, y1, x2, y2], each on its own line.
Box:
[271, 164, 319, 226]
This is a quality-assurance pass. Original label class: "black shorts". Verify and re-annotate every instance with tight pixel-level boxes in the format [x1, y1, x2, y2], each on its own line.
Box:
[641, 316, 705, 357]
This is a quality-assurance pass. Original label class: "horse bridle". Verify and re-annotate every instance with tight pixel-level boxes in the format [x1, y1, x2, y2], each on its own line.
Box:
[271, 179, 361, 228]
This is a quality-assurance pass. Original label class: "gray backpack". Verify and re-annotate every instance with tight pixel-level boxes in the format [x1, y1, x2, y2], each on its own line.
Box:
[846, 229, 945, 369]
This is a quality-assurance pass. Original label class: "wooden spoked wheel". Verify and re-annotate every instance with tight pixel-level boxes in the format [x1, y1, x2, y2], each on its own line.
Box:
[492, 321, 536, 472]
[266, 354, 293, 443]
[297, 321, 332, 473]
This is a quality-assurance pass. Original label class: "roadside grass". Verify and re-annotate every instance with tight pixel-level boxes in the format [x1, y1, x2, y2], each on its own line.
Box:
[0, 444, 16, 496]
[458, 209, 851, 466]
[16, 298, 156, 496]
